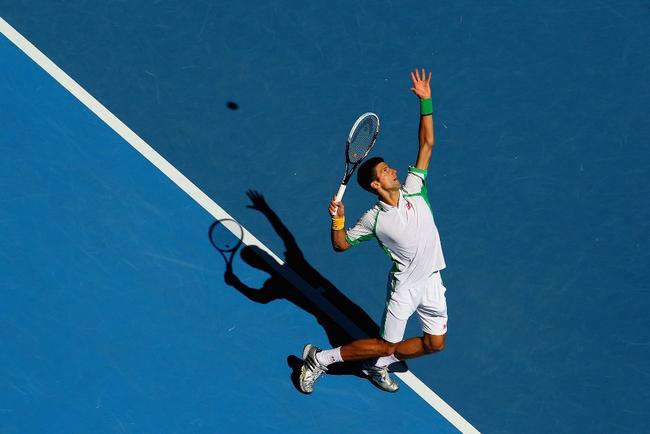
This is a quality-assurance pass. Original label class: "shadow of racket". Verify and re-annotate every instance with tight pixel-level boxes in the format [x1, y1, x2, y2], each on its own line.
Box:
[208, 218, 244, 270]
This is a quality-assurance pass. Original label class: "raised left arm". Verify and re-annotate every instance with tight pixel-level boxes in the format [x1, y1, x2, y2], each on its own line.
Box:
[410, 68, 435, 171]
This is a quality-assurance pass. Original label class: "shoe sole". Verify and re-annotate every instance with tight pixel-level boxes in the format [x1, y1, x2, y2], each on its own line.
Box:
[299, 366, 312, 394]
[369, 378, 400, 393]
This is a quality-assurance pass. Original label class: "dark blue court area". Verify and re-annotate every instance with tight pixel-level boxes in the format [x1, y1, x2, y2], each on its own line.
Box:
[1, 2, 649, 433]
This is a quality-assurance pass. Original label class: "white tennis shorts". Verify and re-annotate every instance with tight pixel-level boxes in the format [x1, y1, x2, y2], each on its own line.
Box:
[381, 271, 448, 343]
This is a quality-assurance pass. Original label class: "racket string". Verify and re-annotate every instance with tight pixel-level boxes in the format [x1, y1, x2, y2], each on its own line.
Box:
[209, 219, 244, 252]
[347, 117, 378, 163]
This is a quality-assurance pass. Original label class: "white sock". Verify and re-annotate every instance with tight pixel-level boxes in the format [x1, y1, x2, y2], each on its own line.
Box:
[315, 347, 343, 366]
[375, 354, 399, 367]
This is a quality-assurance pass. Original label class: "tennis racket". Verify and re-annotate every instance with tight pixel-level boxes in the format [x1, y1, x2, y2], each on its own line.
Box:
[209, 218, 244, 269]
[331, 112, 380, 215]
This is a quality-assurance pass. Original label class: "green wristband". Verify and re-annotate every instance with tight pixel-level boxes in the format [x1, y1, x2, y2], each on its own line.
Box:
[420, 98, 433, 116]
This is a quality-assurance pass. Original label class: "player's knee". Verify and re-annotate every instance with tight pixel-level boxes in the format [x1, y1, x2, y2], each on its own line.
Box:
[423, 336, 445, 354]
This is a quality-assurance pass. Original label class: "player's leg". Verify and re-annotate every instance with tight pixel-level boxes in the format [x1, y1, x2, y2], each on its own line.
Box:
[298, 337, 396, 394]
[351, 293, 446, 392]
[401, 271, 448, 358]
[339, 337, 395, 360]
[392, 332, 445, 359]
[355, 300, 412, 392]
[337, 281, 415, 361]
[299, 314, 405, 394]
[299, 280, 412, 394]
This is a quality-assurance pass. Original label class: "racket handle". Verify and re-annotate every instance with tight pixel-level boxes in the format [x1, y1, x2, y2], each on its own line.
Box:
[331, 184, 347, 216]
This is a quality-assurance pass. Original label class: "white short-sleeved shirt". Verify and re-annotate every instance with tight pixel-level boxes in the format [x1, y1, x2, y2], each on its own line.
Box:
[345, 166, 446, 289]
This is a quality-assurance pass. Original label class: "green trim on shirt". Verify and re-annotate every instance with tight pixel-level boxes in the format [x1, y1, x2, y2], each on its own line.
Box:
[345, 232, 374, 246]
[404, 166, 432, 211]
[404, 165, 428, 197]
[408, 165, 428, 176]
[405, 183, 432, 210]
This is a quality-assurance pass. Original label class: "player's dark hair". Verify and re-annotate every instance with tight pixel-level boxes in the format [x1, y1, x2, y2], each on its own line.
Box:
[357, 157, 384, 194]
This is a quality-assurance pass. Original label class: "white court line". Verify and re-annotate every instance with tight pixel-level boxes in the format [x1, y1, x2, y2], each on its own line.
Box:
[0, 16, 480, 434]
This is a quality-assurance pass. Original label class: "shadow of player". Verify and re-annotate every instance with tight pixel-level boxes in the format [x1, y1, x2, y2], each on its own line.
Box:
[217, 190, 406, 393]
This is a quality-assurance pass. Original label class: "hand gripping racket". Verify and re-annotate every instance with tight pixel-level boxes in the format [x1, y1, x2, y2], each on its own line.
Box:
[331, 112, 380, 215]
[209, 218, 244, 269]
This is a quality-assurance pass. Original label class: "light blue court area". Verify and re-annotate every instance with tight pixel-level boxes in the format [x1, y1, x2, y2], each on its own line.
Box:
[0, 34, 460, 433]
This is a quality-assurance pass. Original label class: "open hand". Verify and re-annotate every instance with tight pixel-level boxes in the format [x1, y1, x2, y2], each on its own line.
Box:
[410, 68, 432, 99]
[246, 190, 270, 212]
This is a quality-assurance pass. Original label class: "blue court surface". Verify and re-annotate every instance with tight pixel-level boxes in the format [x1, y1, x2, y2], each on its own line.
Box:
[1, 2, 649, 433]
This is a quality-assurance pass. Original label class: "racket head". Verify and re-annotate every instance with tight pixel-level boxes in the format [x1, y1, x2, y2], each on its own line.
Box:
[209, 218, 244, 253]
[346, 112, 380, 164]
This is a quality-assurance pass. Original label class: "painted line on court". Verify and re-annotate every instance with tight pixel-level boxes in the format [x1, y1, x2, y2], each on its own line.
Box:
[0, 16, 479, 434]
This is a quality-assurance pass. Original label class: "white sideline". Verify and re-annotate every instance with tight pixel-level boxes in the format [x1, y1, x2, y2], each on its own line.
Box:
[0, 17, 479, 434]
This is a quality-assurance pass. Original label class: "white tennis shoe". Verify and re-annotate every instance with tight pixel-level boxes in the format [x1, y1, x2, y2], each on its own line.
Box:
[299, 344, 328, 394]
[362, 362, 400, 393]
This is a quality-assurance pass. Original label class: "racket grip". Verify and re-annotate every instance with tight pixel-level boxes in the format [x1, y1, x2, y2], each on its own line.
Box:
[331, 184, 347, 216]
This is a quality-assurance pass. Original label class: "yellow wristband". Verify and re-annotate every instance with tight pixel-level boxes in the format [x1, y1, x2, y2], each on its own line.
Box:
[331, 216, 345, 231]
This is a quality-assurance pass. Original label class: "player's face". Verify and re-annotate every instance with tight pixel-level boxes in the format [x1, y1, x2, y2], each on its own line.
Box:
[374, 162, 400, 191]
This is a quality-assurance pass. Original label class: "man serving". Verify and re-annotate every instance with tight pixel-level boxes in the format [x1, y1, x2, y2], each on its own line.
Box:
[300, 68, 449, 393]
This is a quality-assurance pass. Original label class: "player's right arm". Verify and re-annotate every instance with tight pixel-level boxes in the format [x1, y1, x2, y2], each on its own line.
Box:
[329, 198, 351, 252]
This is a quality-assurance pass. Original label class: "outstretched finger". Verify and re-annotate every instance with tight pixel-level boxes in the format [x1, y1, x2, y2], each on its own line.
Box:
[414, 68, 421, 81]
[410, 71, 417, 85]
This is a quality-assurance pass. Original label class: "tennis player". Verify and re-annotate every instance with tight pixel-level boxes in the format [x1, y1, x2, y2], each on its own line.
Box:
[300, 68, 447, 393]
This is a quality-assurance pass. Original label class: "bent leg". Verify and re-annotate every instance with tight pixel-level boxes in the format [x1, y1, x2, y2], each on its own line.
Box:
[340, 337, 395, 361]
[392, 271, 448, 359]
[339, 332, 445, 361]
[393, 333, 445, 359]
[339, 275, 448, 362]
[338, 300, 409, 362]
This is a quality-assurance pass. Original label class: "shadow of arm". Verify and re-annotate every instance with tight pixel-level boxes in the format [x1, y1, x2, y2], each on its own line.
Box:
[246, 190, 302, 259]
[225, 267, 279, 304]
